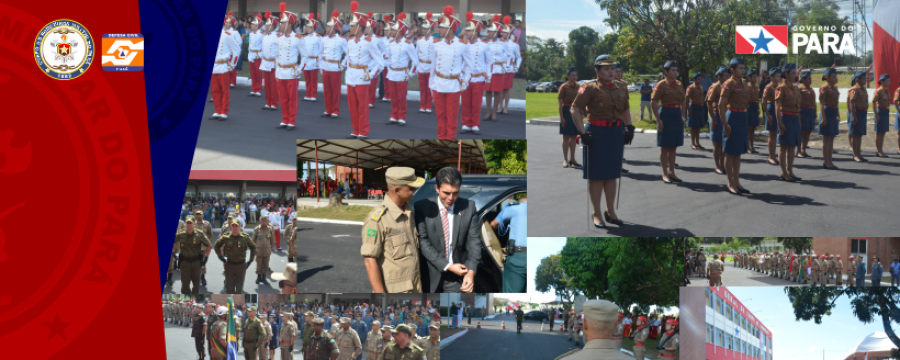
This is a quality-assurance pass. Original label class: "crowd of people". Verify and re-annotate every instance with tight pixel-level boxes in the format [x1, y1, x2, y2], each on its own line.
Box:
[211, 3, 524, 139]
[297, 177, 373, 199]
[181, 196, 296, 229]
[164, 297, 441, 360]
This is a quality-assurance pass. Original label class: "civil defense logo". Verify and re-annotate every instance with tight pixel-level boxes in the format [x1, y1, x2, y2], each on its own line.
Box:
[34, 19, 94, 80]
[735, 25, 788, 54]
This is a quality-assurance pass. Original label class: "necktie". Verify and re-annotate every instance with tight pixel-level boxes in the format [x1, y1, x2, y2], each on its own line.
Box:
[441, 207, 450, 260]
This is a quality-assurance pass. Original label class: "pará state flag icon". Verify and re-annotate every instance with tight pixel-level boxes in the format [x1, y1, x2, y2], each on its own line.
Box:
[736, 25, 788, 54]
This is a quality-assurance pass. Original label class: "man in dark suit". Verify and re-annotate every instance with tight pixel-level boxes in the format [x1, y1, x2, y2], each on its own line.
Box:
[414, 167, 483, 293]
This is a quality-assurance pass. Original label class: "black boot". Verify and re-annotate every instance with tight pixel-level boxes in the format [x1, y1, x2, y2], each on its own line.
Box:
[256, 274, 262, 285]
[200, 274, 207, 286]
[166, 273, 173, 285]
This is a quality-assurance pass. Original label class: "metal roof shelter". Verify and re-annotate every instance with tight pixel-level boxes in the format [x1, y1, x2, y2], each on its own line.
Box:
[296, 139, 486, 203]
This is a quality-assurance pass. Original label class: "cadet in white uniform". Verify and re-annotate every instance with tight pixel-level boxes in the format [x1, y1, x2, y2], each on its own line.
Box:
[415, 13, 436, 113]
[429, 6, 472, 140]
[319, 11, 348, 118]
[260, 11, 280, 110]
[384, 12, 419, 127]
[460, 12, 492, 135]
[210, 11, 242, 120]
[485, 15, 507, 122]
[300, 13, 322, 102]
[501, 20, 522, 115]
[274, 3, 303, 130]
[247, 13, 264, 97]
[342, 2, 384, 139]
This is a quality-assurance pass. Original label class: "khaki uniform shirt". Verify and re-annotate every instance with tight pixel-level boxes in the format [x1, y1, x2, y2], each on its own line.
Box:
[252, 225, 276, 257]
[572, 79, 629, 121]
[379, 341, 425, 360]
[799, 84, 816, 109]
[874, 87, 891, 109]
[419, 337, 440, 360]
[366, 331, 385, 354]
[307, 332, 340, 360]
[280, 320, 297, 347]
[285, 223, 297, 256]
[632, 325, 650, 345]
[686, 83, 705, 104]
[199, 220, 213, 255]
[836, 259, 844, 273]
[762, 81, 779, 104]
[652, 79, 686, 106]
[360, 198, 422, 293]
[178, 220, 186, 233]
[659, 332, 679, 357]
[748, 82, 759, 103]
[558, 81, 580, 105]
[775, 83, 801, 113]
[335, 328, 363, 360]
[215, 231, 257, 263]
[612, 321, 624, 339]
[706, 82, 724, 111]
[555, 339, 633, 360]
[263, 322, 273, 344]
[848, 84, 869, 110]
[721, 76, 750, 110]
[819, 84, 839, 108]
[211, 319, 228, 352]
[175, 230, 211, 259]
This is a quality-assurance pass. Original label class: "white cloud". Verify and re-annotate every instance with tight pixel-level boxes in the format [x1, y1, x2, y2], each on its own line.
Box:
[579, 0, 607, 19]
[808, 346, 820, 353]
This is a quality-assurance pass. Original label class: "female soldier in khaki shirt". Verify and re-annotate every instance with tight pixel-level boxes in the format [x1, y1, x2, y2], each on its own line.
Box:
[685, 72, 707, 150]
[847, 71, 869, 162]
[774, 63, 802, 182]
[873, 74, 891, 157]
[707, 67, 729, 175]
[746, 69, 761, 154]
[761, 67, 782, 165]
[797, 70, 817, 158]
[558, 67, 582, 168]
[651, 60, 686, 184]
[818, 68, 841, 169]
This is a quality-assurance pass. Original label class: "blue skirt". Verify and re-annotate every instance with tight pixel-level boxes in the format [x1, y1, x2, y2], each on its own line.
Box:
[896, 112, 900, 131]
[582, 123, 624, 180]
[657, 107, 685, 148]
[748, 102, 760, 128]
[800, 107, 816, 131]
[778, 112, 801, 146]
[688, 103, 706, 129]
[559, 106, 579, 136]
[710, 112, 724, 143]
[848, 109, 867, 136]
[818, 106, 839, 137]
[876, 108, 890, 133]
[765, 104, 778, 131]
[723, 110, 749, 155]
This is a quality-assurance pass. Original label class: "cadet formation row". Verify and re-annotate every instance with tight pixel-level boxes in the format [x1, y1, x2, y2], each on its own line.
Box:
[211, 2, 522, 139]
[691, 249, 883, 287]
[549, 300, 679, 360]
[163, 301, 440, 360]
[559, 55, 899, 227]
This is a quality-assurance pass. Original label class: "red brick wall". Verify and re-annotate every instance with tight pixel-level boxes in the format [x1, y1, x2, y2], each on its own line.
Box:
[813, 237, 900, 264]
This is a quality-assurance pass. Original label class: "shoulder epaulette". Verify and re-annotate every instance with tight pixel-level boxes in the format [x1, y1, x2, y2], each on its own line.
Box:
[224, 31, 232, 36]
[371, 205, 386, 221]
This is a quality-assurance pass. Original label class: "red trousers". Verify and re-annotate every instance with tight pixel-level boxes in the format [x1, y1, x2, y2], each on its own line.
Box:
[368, 70, 380, 105]
[418, 73, 432, 110]
[276, 78, 299, 125]
[249, 59, 262, 93]
[275, 229, 281, 248]
[388, 80, 408, 120]
[434, 91, 461, 139]
[230, 69, 237, 86]
[210, 73, 231, 115]
[263, 69, 278, 107]
[303, 70, 318, 99]
[347, 84, 370, 136]
[323, 70, 341, 115]
[461, 81, 484, 128]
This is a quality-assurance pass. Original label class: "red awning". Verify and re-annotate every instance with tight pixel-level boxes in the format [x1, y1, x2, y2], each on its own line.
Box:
[188, 170, 296, 182]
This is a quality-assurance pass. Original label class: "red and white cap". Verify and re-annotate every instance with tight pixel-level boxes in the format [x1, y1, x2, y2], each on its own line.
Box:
[439, 6, 460, 31]
[421, 12, 434, 29]
[501, 16, 513, 34]
[252, 13, 263, 25]
[279, 2, 297, 24]
[367, 12, 377, 29]
[224, 11, 237, 26]
[307, 13, 320, 30]
[327, 10, 342, 27]
[349, 1, 369, 26]
[464, 11, 481, 32]
[383, 14, 393, 29]
[391, 12, 409, 34]
[487, 14, 501, 32]
[265, 10, 278, 26]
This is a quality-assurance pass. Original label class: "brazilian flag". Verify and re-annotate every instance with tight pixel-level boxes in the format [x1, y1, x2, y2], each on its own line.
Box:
[214, 297, 239, 360]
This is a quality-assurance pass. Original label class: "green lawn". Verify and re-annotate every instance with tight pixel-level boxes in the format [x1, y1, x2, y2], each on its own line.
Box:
[294, 205, 373, 222]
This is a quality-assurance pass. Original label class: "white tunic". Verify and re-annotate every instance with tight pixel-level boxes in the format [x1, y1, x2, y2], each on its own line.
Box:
[342, 36, 385, 86]
[213, 29, 241, 74]
[488, 39, 510, 75]
[428, 38, 473, 93]
[504, 39, 522, 74]
[415, 36, 435, 74]
[385, 38, 418, 82]
[374, 35, 389, 63]
[318, 34, 348, 72]
[469, 39, 492, 83]
[300, 33, 322, 71]
[275, 31, 304, 80]
[260, 30, 279, 72]
[247, 29, 264, 62]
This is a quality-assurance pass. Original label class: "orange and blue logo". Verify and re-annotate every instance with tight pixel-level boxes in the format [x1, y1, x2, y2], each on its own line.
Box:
[101, 33, 144, 71]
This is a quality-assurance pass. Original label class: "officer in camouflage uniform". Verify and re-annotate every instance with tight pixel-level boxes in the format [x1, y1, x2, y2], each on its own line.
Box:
[306, 317, 339, 360]
[379, 324, 424, 360]
[336, 317, 363, 360]
[215, 218, 257, 294]
[194, 210, 215, 286]
[360, 167, 423, 293]
[280, 311, 298, 360]
[252, 216, 276, 285]
[365, 321, 384, 360]
[176, 216, 212, 293]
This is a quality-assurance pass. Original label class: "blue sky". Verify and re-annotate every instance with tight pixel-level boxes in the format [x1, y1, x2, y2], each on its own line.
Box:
[728, 287, 899, 360]
[504, 237, 567, 303]
[527, 1, 875, 56]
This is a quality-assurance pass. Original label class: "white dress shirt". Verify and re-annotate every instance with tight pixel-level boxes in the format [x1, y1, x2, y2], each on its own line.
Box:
[300, 33, 322, 71]
[469, 39, 492, 83]
[428, 37, 473, 93]
[275, 31, 303, 80]
[260, 30, 279, 71]
[342, 35, 385, 86]
[488, 38, 510, 75]
[385, 38, 418, 82]
[504, 38, 522, 74]
[437, 198, 455, 272]
[247, 29, 264, 62]
[415, 35, 435, 74]
[318, 34, 348, 72]
[213, 29, 241, 74]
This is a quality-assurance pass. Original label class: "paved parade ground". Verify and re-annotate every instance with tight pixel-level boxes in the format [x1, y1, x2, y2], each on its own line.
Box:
[192, 83, 526, 170]
[686, 261, 892, 287]
[163, 221, 369, 294]
[527, 124, 900, 237]
[164, 321, 304, 359]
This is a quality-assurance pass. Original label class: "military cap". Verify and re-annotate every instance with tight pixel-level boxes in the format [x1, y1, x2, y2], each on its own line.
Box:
[658, 72, 664, 79]
[260, 313, 267, 318]
[747, 69, 758, 77]
[879, 74, 890, 82]
[429, 324, 440, 330]
[185, 215, 196, 223]
[305, 311, 315, 316]
[312, 317, 325, 324]
[567, 66, 577, 74]
[851, 70, 867, 82]
[194, 209, 203, 215]
[768, 67, 782, 75]
[782, 63, 796, 71]
[692, 72, 702, 79]
[583, 300, 620, 322]
[248, 306, 258, 312]
[594, 54, 615, 66]
[271, 263, 298, 282]
[800, 70, 811, 79]
[393, 324, 413, 336]
[381, 325, 394, 332]
[340, 317, 351, 324]
[229, 218, 241, 225]
[385, 167, 425, 187]
[372, 320, 382, 326]
[715, 66, 729, 77]
[822, 67, 837, 80]
[729, 58, 745, 66]
[615, 62, 622, 69]
[663, 60, 677, 68]
[409, 323, 418, 329]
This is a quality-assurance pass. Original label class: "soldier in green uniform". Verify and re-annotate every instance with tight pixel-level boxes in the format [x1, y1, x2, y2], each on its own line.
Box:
[281, 311, 299, 360]
[193, 210, 215, 286]
[252, 216, 276, 285]
[657, 319, 679, 359]
[379, 324, 425, 360]
[286, 217, 298, 263]
[514, 307, 524, 334]
[360, 167, 424, 293]
[192, 304, 208, 360]
[243, 306, 266, 360]
[176, 216, 212, 294]
[215, 218, 257, 294]
[307, 317, 339, 360]
[555, 300, 632, 360]
[303, 311, 316, 352]
[167, 220, 187, 285]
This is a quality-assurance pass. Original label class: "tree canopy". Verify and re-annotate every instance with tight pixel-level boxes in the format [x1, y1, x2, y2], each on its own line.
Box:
[535, 254, 579, 309]
[785, 287, 900, 347]
[483, 140, 526, 174]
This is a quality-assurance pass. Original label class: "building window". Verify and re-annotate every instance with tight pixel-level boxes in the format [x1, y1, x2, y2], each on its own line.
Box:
[706, 288, 711, 307]
[706, 324, 713, 344]
[726, 304, 733, 321]
[717, 297, 724, 315]
[726, 334, 733, 350]
[717, 328, 724, 347]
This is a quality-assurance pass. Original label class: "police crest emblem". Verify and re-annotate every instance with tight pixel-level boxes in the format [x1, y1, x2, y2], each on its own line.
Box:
[34, 19, 94, 80]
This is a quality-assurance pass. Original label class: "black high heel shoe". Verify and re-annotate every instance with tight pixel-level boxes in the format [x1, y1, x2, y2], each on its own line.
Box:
[604, 211, 624, 226]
